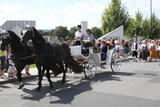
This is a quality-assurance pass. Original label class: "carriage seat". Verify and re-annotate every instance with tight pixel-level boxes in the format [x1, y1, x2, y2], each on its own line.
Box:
[70, 46, 94, 57]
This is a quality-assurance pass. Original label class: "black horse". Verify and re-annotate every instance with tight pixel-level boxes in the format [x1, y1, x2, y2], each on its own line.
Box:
[0, 30, 64, 90]
[0, 30, 35, 89]
[21, 26, 83, 90]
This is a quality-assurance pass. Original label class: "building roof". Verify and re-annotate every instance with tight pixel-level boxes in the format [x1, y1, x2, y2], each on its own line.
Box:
[0, 20, 36, 30]
[0, 20, 36, 38]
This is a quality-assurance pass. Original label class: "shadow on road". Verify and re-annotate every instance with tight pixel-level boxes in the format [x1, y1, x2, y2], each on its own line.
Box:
[0, 84, 11, 92]
[21, 80, 92, 104]
[113, 72, 136, 76]
[91, 72, 121, 82]
[21, 71, 121, 104]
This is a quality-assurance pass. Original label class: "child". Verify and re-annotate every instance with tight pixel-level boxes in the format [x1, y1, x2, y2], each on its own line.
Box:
[7, 45, 17, 79]
[7, 53, 17, 79]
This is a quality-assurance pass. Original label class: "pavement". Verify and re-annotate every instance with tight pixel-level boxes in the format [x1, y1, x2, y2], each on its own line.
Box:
[0, 59, 158, 84]
[0, 68, 38, 84]
[0, 61, 160, 107]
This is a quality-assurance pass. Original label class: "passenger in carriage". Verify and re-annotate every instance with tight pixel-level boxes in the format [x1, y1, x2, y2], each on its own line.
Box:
[83, 29, 94, 47]
[73, 25, 84, 46]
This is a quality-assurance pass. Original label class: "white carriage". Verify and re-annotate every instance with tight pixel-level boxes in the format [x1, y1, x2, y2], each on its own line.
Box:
[70, 45, 121, 79]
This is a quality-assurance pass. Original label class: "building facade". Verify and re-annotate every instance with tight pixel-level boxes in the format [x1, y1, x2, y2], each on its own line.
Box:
[0, 20, 36, 38]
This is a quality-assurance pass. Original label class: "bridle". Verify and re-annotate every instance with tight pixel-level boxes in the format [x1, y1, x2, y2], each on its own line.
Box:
[22, 25, 36, 41]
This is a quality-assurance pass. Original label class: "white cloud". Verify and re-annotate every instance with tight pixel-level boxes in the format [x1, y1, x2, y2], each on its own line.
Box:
[0, 1, 106, 29]
[37, 0, 45, 6]
[0, 4, 25, 25]
[0, 4, 24, 13]
[124, 0, 160, 18]
[0, 0, 159, 29]
[46, 1, 105, 29]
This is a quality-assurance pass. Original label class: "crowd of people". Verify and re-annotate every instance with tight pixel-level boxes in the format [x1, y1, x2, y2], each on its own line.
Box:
[59, 25, 160, 62]
[131, 39, 160, 62]
[96, 38, 160, 62]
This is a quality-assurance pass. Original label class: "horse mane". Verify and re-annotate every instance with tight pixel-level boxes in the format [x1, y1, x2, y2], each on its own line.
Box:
[7, 30, 21, 43]
[31, 27, 45, 42]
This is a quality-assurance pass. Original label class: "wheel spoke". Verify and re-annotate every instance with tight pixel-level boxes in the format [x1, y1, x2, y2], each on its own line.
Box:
[111, 50, 121, 73]
[84, 58, 96, 79]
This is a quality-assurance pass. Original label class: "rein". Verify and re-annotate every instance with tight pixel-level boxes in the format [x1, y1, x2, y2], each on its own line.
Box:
[14, 55, 35, 60]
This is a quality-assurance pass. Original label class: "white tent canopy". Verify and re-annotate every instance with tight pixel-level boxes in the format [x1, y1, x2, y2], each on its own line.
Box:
[97, 26, 124, 41]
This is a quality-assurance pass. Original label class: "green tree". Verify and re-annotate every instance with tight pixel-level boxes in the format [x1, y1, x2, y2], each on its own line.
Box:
[53, 26, 69, 37]
[90, 27, 102, 39]
[150, 14, 160, 38]
[134, 11, 143, 37]
[126, 11, 143, 37]
[38, 29, 54, 36]
[69, 26, 77, 37]
[141, 13, 160, 39]
[101, 0, 129, 35]
[125, 17, 135, 37]
[141, 18, 150, 38]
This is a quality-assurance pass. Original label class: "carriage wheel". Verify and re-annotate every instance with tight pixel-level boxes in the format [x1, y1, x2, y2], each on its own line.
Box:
[84, 58, 97, 79]
[110, 50, 121, 73]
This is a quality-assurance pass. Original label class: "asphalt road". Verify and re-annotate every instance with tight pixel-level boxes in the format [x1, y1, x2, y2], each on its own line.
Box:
[0, 61, 160, 107]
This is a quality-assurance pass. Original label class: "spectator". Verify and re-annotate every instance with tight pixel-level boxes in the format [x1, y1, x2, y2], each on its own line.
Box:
[7, 53, 17, 79]
[157, 40, 160, 59]
[123, 41, 130, 57]
[149, 40, 157, 61]
[100, 39, 108, 61]
[118, 40, 125, 57]
[25, 65, 31, 75]
[0, 43, 7, 77]
[139, 40, 148, 62]
[131, 40, 139, 61]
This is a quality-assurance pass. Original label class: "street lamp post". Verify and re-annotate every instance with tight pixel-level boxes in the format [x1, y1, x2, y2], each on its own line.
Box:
[150, 0, 152, 39]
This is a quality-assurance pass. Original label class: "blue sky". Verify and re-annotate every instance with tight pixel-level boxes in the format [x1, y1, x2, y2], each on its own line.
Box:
[0, 0, 160, 29]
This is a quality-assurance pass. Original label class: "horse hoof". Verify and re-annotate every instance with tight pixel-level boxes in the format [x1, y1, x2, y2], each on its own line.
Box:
[61, 81, 65, 85]
[49, 85, 53, 89]
[18, 83, 24, 89]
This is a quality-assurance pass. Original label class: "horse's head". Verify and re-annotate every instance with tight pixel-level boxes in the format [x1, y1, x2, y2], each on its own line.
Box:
[21, 25, 34, 43]
[0, 29, 10, 39]
[0, 29, 10, 50]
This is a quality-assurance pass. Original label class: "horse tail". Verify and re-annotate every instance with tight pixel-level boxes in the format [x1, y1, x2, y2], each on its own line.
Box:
[60, 42, 84, 73]
[66, 56, 84, 73]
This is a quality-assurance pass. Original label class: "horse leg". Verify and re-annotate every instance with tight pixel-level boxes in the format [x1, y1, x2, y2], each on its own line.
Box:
[16, 64, 25, 89]
[64, 63, 68, 71]
[46, 68, 53, 89]
[60, 63, 66, 84]
[37, 65, 45, 91]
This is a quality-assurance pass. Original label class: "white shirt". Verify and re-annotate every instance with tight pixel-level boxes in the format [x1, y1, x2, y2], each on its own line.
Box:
[131, 42, 138, 51]
[157, 46, 160, 51]
[75, 31, 84, 40]
[83, 34, 94, 41]
[139, 44, 147, 51]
